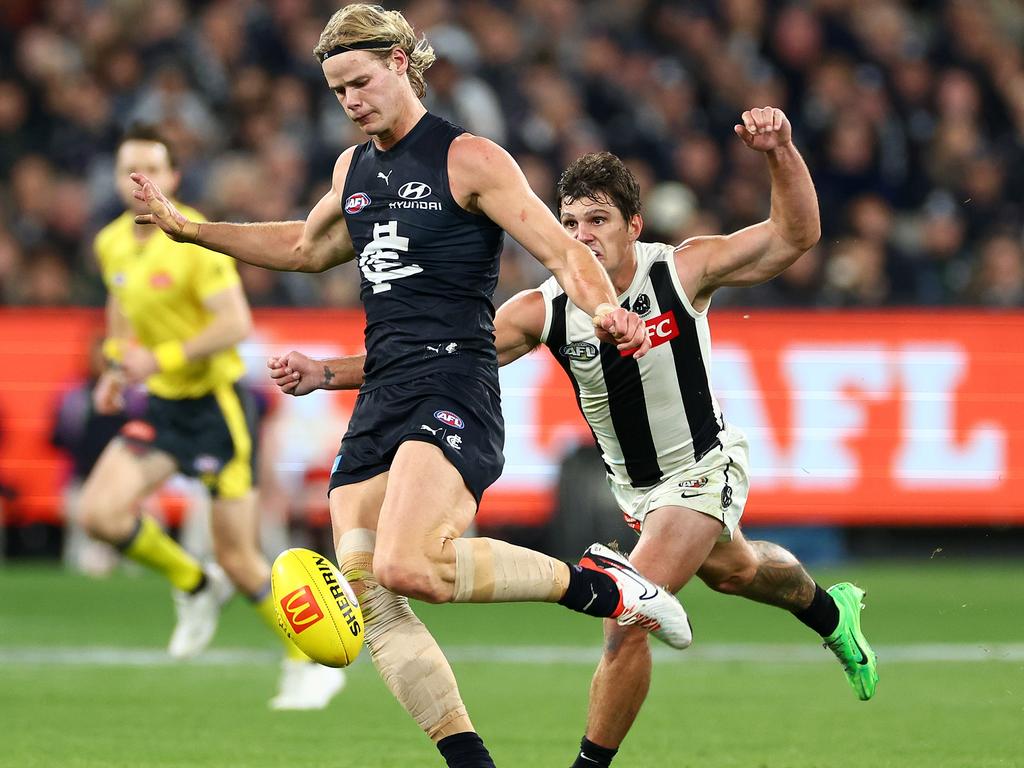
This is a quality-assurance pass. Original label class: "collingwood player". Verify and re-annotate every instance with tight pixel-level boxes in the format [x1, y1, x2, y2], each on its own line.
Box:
[272, 107, 879, 767]
[131, 5, 690, 768]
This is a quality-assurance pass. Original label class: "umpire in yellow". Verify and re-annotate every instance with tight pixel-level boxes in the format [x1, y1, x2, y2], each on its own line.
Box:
[81, 124, 344, 709]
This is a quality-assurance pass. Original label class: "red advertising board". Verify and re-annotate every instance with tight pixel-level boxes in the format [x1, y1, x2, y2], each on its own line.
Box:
[1, 308, 1022, 527]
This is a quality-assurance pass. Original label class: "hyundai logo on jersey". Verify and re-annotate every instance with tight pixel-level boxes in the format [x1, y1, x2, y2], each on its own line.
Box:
[344, 192, 371, 214]
[399, 182, 432, 200]
[434, 410, 465, 429]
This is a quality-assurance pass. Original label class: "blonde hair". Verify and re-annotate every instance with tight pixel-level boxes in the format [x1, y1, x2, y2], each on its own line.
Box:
[314, 4, 437, 98]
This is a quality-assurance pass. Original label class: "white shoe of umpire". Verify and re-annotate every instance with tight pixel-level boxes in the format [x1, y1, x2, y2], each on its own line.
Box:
[269, 659, 347, 711]
[580, 543, 693, 650]
[167, 563, 234, 660]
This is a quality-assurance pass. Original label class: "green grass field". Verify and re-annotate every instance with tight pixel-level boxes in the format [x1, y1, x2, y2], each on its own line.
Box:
[2, 560, 1023, 767]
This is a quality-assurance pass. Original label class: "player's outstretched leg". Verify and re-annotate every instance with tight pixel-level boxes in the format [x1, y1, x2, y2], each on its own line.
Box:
[698, 529, 878, 700]
[375, 442, 690, 648]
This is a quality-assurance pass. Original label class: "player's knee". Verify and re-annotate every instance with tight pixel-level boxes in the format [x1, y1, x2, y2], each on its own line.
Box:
[374, 554, 449, 603]
[78, 489, 128, 543]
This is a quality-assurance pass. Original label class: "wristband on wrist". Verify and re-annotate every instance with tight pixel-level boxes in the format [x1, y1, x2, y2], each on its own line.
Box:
[101, 337, 124, 365]
[153, 340, 188, 372]
[591, 302, 617, 328]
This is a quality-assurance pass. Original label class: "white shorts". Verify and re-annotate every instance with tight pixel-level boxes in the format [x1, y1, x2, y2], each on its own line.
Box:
[608, 422, 750, 542]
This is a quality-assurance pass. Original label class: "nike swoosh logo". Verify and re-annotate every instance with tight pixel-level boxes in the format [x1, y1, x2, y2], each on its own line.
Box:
[679, 491, 701, 498]
[618, 567, 659, 601]
[578, 754, 599, 765]
[855, 640, 870, 666]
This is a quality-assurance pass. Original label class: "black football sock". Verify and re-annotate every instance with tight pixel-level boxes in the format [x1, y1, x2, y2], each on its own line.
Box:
[571, 736, 617, 767]
[793, 584, 840, 636]
[437, 731, 495, 768]
[558, 563, 620, 617]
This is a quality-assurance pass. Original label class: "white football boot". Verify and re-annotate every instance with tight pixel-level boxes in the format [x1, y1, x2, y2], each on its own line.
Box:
[167, 562, 234, 660]
[580, 543, 693, 649]
[269, 659, 346, 710]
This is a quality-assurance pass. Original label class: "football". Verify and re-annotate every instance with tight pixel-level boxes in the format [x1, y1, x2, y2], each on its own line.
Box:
[271, 547, 364, 668]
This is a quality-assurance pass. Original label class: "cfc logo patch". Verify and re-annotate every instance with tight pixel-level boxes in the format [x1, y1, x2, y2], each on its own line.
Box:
[619, 310, 680, 356]
[280, 585, 325, 635]
[344, 192, 371, 214]
[434, 410, 464, 429]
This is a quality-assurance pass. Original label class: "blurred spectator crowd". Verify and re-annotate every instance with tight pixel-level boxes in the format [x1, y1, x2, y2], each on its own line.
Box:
[1, 0, 1023, 309]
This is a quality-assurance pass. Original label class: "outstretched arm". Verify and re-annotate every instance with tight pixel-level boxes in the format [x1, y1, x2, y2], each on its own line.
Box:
[268, 290, 546, 395]
[677, 107, 820, 306]
[131, 151, 357, 274]
[448, 135, 651, 359]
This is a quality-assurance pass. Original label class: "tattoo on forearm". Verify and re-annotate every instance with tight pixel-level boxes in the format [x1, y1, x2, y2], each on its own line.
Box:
[744, 541, 816, 611]
[322, 365, 335, 385]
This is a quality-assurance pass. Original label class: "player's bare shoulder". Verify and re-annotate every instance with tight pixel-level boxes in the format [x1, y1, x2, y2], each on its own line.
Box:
[447, 133, 517, 213]
[672, 235, 723, 308]
[331, 145, 359, 193]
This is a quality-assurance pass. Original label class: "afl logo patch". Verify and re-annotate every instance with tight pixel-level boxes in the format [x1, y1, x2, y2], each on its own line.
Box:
[559, 341, 598, 360]
[399, 182, 432, 200]
[344, 192, 371, 214]
[434, 410, 464, 429]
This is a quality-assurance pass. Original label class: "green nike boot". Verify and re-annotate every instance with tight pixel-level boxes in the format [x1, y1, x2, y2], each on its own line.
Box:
[823, 583, 878, 701]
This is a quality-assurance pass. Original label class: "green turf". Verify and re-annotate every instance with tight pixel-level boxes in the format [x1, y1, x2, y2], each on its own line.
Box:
[1, 561, 1022, 767]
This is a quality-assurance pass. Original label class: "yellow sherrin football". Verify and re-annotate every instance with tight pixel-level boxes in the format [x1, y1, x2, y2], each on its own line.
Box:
[271, 548, 364, 668]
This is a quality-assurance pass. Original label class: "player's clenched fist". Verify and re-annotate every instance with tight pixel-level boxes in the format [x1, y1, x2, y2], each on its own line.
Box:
[593, 304, 652, 359]
[734, 106, 792, 152]
[130, 172, 201, 242]
[267, 351, 322, 396]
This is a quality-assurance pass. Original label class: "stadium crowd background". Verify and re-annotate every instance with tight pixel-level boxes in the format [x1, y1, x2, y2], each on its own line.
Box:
[0, 0, 1023, 310]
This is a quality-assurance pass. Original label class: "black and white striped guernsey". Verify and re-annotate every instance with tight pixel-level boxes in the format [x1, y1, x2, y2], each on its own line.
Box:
[539, 241, 725, 488]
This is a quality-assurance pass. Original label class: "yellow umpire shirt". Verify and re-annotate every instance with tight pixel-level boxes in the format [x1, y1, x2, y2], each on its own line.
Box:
[95, 207, 246, 400]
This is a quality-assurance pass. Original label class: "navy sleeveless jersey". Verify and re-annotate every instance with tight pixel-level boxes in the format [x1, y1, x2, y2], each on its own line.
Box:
[341, 113, 504, 390]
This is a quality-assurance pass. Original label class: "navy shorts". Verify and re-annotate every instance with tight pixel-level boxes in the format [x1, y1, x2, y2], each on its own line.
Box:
[328, 372, 505, 506]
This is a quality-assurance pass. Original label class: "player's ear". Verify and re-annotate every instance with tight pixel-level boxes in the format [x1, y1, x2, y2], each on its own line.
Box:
[628, 213, 644, 243]
[390, 47, 409, 76]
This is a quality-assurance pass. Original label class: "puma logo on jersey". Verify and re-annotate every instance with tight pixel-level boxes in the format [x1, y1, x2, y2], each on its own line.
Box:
[377, 170, 392, 185]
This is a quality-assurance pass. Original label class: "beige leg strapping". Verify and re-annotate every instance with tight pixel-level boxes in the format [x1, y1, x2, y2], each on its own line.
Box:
[338, 529, 471, 740]
[450, 537, 566, 603]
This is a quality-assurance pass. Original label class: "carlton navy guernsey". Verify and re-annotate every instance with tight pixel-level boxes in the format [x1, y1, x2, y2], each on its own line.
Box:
[341, 113, 504, 391]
